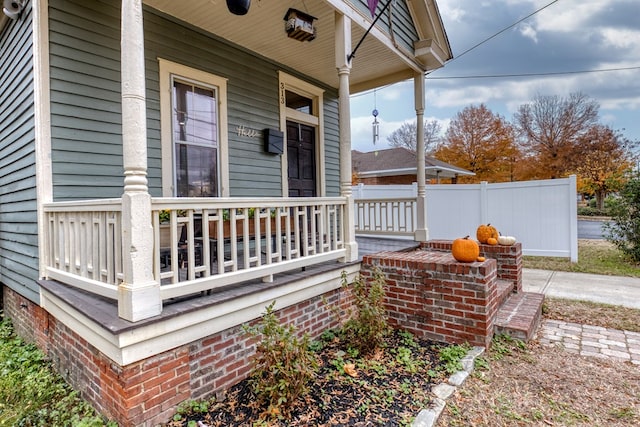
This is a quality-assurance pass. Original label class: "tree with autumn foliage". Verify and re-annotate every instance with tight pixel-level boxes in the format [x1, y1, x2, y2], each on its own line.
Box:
[574, 125, 637, 210]
[514, 92, 599, 179]
[434, 104, 520, 183]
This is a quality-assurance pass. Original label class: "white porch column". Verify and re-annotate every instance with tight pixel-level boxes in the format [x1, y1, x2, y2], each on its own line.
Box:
[414, 72, 429, 242]
[336, 12, 358, 262]
[118, 0, 161, 321]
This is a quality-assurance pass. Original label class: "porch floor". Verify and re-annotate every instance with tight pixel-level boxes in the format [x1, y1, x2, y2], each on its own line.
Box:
[39, 237, 419, 335]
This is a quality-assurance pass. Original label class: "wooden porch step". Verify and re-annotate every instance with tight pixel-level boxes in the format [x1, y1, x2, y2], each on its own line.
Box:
[494, 292, 545, 342]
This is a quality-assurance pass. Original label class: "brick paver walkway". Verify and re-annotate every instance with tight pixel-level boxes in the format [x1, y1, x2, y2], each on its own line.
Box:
[539, 319, 640, 365]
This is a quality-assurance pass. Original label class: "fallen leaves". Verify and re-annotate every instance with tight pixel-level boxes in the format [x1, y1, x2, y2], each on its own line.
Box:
[343, 363, 358, 377]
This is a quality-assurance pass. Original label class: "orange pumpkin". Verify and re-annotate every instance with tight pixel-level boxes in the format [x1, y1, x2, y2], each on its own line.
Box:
[486, 237, 498, 245]
[476, 223, 499, 243]
[452, 236, 480, 263]
[476, 256, 486, 262]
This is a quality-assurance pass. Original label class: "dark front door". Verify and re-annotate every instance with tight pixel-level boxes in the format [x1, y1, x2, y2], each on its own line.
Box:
[287, 121, 316, 197]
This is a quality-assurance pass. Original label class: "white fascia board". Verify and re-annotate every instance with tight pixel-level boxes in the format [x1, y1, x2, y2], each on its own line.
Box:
[324, 0, 424, 73]
[358, 166, 475, 178]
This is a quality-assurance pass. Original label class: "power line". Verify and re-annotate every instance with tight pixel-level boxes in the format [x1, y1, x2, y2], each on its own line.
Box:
[353, 0, 563, 98]
[426, 66, 640, 80]
[441, 0, 561, 66]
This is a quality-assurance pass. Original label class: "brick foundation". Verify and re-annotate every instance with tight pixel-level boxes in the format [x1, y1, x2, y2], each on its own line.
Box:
[1, 240, 523, 426]
[1, 285, 349, 426]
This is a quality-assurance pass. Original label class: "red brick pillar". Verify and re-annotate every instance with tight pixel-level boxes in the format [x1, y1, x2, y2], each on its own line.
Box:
[362, 250, 498, 348]
[422, 240, 522, 293]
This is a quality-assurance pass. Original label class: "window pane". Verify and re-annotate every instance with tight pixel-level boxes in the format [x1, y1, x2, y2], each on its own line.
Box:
[172, 81, 218, 147]
[172, 78, 219, 197]
[175, 144, 218, 197]
[285, 90, 313, 114]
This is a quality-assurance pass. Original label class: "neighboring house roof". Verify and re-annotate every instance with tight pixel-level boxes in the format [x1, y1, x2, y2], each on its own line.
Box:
[352, 147, 474, 179]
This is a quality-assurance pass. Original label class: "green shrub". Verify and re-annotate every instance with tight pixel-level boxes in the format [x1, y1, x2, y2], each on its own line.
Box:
[0, 314, 115, 427]
[577, 206, 608, 216]
[340, 267, 390, 356]
[438, 343, 472, 374]
[604, 173, 640, 262]
[242, 302, 318, 417]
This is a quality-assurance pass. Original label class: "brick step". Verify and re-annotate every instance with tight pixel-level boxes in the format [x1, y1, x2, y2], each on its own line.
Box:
[493, 292, 545, 341]
[495, 279, 514, 309]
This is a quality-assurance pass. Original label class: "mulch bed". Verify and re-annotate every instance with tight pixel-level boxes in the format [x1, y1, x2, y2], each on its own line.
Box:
[166, 329, 454, 426]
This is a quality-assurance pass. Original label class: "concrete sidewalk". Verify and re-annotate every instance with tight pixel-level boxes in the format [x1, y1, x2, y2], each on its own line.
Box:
[523, 268, 640, 309]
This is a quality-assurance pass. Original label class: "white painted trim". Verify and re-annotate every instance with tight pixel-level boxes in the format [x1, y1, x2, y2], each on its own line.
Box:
[324, 0, 424, 73]
[41, 264, 361, 366]
[33, 0, 53, 280]
[278, 71, 326, 196]
[357, 166, 474, 178]
[40, 289, 125, 364]
[45, 267, 119, 299]
[159, 250, 346, 300]
[158, 58, 230, 197]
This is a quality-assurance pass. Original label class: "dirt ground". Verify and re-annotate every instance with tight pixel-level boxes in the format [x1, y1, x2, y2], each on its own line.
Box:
[437, 299, 640, 426]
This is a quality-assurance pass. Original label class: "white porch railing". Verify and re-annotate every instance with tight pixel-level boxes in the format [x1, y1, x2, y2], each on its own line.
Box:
[44, 199, 124, 299]
[43, 197, 347, 302]
[354, 198, 417, 237]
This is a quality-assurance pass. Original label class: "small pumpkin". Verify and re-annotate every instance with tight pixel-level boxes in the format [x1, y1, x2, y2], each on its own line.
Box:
[452, 236, 480, 263]
[498, 235, 517, 246]
[476, 256, 486, 262]
[476, 223, 499, 244]
[486, 237, 498, 245]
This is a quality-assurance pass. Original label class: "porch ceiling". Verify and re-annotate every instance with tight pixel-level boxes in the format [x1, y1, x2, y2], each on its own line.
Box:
[144, 0, 426, 93]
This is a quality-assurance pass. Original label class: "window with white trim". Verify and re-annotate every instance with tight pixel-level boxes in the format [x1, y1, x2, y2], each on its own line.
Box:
[172, 79, 218, 197]
[159, 59, 229, 197]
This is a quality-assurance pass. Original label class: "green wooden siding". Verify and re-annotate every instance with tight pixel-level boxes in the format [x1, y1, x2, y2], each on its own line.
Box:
[350, 0, 418, 55]
[49, 0, 124, 200]
[0, 5, 40, 303]
[49, 0, 340, 200]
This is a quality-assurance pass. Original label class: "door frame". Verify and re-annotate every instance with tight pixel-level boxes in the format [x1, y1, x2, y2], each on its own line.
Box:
[278, 71, 325, 197]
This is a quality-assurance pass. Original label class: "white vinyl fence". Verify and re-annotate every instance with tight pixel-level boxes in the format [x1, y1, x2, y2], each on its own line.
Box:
[353, 176, 578, 261]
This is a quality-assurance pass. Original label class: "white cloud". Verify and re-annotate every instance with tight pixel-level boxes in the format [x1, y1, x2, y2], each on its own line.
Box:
[437, 1, 467, 23]
[351, 0, 640, 145]
[599, 28, 640, 51]
[518, 22, 538, 43]
[532, 0, 610, 33]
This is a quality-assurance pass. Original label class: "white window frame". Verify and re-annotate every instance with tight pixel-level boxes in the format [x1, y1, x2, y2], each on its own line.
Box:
[278, 71, 325, 197]
[159, 58, 229, 197]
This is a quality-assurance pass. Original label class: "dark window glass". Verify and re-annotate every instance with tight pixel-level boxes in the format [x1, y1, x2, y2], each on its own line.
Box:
[285, 90, 313, 114]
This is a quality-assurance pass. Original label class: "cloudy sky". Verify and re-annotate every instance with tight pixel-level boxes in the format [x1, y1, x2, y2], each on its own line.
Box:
[350, 0, 640, 153]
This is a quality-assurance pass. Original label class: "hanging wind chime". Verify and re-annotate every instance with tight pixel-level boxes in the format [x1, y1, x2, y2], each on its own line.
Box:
[372, 90, 379, 145]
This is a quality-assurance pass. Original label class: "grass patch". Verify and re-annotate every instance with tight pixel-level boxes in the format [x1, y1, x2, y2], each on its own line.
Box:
[543, 297, 640, 332]
[0, 313, 114, 427]
[523, 239, 640, 277]
[439, 332, 640, 427]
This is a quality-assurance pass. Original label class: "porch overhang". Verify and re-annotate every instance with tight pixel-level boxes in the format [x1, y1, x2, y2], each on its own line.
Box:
[144, 0, 452, 93]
